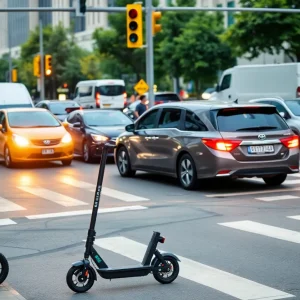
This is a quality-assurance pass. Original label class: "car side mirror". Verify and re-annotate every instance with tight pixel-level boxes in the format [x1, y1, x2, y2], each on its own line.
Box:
[73, 122, 81, 128]
[125, 123, 135, 132]
[280, 112, 286, 119]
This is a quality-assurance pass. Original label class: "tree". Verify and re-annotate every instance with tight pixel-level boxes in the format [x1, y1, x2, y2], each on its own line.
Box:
[222, 0, 300, 62]
[157, 0, 197, 92]
[174, 12, 235, 97]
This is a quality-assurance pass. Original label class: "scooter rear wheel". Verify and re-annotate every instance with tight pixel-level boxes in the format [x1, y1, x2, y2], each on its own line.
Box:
[66, 266, 95, 293]
[153, 256, 179, 284]
[0, 253, 9, 284]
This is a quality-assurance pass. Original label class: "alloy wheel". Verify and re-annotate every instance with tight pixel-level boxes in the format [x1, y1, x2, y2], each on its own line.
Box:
[180, 158, 194, 187]
[83, 143, 89, 162]
[118, 150, 128, 174]
[4, 147, 10, 167]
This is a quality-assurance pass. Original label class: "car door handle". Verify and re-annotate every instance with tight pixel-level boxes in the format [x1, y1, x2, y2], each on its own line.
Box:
[145, 136, 159, 140]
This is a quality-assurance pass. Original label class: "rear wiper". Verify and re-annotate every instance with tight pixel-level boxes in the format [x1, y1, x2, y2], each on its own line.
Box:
[236, 126, 278, 131]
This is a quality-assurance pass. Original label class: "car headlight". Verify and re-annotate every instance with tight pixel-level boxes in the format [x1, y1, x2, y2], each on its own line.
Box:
[61, 132, 72, 143]
[12, 134, 29, 146]
[91, 134, 109, 142]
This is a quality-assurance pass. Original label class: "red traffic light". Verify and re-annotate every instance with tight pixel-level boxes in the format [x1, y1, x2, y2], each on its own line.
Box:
[129, 9, 138, 18]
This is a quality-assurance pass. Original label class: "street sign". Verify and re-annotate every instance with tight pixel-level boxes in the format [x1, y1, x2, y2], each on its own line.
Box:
[134, 79, 149, 95]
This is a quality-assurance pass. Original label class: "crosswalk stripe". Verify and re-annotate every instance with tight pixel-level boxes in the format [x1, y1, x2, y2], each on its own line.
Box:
[94, 236, 294, 300]
[0, 219, 17, 226]
[0, 283, 26, 300]
[60, 176, 149, 202]
[255, 195, 300, 202]
[0, 197, 26, 212]
[287, 215, 300, 221]
[26, 205, 147, 220]
[17, 186, 88, 207]
[219, 220, 300, 244]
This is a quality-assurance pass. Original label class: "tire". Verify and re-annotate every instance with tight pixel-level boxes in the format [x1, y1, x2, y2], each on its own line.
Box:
[263, 174, 287, 186]
[153, 256, 179, 284]
[0, 253, 9, 284]
[82, 141, 93, 163]
[66, 266, 95, 293]
[177, 154, 198, 190]
[61, 159, 72, 166]
[116, 146, 136, 177]
[4, 146, 14, 168]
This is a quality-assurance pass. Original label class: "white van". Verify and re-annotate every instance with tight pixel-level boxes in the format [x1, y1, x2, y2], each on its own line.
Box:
[73, 80, 126, 109]
[0, 83, 34, 108]
[210, 63, 300, 104]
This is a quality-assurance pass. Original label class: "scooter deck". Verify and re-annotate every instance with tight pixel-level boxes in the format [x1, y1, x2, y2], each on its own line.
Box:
[97, 265, 153, 279]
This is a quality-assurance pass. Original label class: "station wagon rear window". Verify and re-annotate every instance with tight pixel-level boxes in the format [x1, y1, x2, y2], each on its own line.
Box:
[216, 107, 289, 132]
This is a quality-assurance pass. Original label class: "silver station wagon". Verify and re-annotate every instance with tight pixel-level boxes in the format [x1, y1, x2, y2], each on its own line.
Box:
[114, 101, 299, 190]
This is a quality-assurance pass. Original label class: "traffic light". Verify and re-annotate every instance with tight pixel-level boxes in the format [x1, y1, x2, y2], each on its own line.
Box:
[33, 55, 40, 77]
[76, 0, 86, 16]
[126, 4, 143, 48]
[45, 55, 52, 76]
[152, 12, 162, 36]
[12, 69, 17, 82]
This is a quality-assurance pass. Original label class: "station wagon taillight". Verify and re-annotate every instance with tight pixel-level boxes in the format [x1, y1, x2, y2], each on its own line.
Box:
[202, 138, 242, 152]
[95, 92, 100, 107]
[280, 136, 299, 148]
[297, 87, 300, 98]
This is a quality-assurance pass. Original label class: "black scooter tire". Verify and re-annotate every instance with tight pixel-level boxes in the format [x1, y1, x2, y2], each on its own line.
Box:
[66, 266, 95, 293]
[153, 256, 179, 284]
[0, 253, 9, 284]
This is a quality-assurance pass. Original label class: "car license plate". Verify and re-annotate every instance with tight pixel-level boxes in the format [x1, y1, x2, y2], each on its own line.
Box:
[42, 149, 54, 155]
[248, 145, 274, 154]
[103, 104, 111, 107]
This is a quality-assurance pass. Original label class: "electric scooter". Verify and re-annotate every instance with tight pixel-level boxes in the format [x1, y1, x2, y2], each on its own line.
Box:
[0, 253, 9, 284]
[66, 143, 180, 293]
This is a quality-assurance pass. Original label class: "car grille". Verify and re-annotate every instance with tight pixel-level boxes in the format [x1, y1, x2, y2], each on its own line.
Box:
[31, 138, 61, 146]
[28, 152, 64, 159]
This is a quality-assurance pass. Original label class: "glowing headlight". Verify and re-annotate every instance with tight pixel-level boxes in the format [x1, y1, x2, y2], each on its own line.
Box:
[91, 134, 109, 142]
[12, 134, 29, 146]
[61, 132, 72, 143]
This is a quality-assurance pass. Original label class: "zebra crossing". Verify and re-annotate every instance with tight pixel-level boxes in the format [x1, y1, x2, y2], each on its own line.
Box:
[0, 176, 150, 226]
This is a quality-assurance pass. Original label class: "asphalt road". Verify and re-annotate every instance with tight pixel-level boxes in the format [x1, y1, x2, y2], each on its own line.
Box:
[1, 157, 300, 300]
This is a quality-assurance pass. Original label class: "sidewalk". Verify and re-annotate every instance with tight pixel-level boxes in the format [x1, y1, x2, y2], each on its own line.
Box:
[0, 283, 26, 300]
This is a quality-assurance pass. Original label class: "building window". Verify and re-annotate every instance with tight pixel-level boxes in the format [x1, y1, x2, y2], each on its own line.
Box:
[227, 1, 235, 26]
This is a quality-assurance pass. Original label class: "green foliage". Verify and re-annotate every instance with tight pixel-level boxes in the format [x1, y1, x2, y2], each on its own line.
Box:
[223, 0, 300, 62]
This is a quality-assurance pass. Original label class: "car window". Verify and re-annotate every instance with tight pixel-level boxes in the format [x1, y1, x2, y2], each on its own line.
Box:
[216, 107, 289, 132]
[67, 111, 78, 123]
[285, 100, 300, 116]
[136, 109, 159, 130]
[272, 101, 288, 114]
[220, 74, 231, 91]
[79, 86, 93, 97]
[0, 112, 6, 131]
[96, 85, 125, 96]
[184, 110, 207, 131]
[158, 108, 182, 129]
[49, 102, 79, 115]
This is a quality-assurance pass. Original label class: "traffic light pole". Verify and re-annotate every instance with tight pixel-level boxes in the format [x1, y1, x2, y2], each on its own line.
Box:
[39, 19, 45, 100]
[145, 0, 154, 108]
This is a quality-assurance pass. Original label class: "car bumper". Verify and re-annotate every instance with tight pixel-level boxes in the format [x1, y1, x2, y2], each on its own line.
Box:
[89, 141, 116, 157]
[9, 143, 74, 162]
[195, 150, 300, 179]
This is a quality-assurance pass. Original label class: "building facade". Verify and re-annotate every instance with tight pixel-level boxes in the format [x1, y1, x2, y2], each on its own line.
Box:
[0, 0, 288, 65]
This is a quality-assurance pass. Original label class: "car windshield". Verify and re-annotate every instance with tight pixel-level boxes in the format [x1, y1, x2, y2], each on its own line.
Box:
[155, 93, 180, 102]
[83, 111, 132, 126]
[49, 102, 79, 115]
[7, 111, 61, 128]
[285, 100, 300, 116]
[216, 107, 289, 132]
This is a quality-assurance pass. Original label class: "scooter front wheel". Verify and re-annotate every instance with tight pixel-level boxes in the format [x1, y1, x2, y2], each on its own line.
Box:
[153, 256, 179, 284]
[66, 265, 95, 293]
[0, 253, 9, 284]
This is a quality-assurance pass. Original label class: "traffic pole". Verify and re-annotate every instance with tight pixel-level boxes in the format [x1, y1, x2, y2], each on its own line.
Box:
[145, 0, 154, 107]
[39, 19, 45, 100]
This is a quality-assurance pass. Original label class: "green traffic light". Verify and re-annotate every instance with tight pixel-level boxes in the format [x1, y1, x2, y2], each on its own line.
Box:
[129, 33, 138, 43]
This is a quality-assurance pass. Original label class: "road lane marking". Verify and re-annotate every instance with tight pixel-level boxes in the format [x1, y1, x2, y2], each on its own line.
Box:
[219, 220, 300, 244]
[60, 176, 149, 202]
[206, 188, 300, 198]
[26, 205, 147, 220]
[0, 197, 26, 212]
[93, 236, 294, 300]
[287, 215, 300, 221]
[17, 186, 88, 207]
[0, 219, 17, 226]
[0, 283, 26, 300]
[255, 195, 300, 202]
